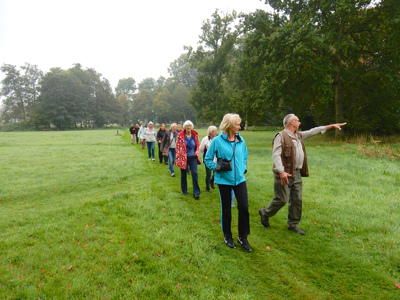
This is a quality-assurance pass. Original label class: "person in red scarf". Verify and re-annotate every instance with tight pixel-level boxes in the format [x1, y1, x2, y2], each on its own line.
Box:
[175, 120, 201, 199]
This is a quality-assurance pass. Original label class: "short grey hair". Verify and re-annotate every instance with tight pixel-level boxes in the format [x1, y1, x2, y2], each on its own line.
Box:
[283, 114, 296, 127]
[207, 125, 218, 136]
[182, 120, 194, 129]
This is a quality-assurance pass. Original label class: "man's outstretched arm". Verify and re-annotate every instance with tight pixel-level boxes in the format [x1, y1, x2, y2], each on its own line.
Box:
[325, 123, 347, 131]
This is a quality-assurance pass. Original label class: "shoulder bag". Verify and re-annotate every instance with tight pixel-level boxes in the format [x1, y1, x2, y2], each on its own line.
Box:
[214, 141, 237, 172]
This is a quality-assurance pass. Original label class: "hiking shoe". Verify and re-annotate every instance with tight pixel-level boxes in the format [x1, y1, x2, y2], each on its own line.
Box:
[238, 237, 252, 252]
[259, 208, 270, 228]
[224, 237, 236, 249]
[171, 172, 175, 177]
[193, 194, 200, 199]
[206, 189, 211, 194]
[152, 158, 155, 161]
[288, 226, 306, 235]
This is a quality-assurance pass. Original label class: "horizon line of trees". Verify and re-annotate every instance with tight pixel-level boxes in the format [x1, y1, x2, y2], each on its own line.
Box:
[1, 0, 399, 134]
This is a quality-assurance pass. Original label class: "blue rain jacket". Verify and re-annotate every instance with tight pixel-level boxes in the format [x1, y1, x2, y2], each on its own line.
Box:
[204, 132, 248, 186]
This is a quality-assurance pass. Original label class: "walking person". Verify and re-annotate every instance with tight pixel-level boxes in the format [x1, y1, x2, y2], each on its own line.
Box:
[177, 124, 182, 133]
[135, 124, 140, 144]
[161, 123, 178, 177]
[204, 113, 251, 252]
[144, 122, 157, 160]
[175, 120, 201, 199]
[138, 122, 147, 149]
[157, 123, 168, 165]
[129, 124, 136, 144]
[199, 125, 218, 194]
[259, 114, 346, 235]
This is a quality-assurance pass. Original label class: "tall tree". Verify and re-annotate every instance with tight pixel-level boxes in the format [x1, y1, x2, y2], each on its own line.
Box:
[115, 77, 137, 99]
[1, 63, 43, 122]
[86, 68, 116, 127]
[236, 0, 400, 133]
[152, 88, 171, 123]
[34, 70, 83, 129]
[170, 83, 195, 123]
[187, 9, 238, 123]
[116, 94, 131, 126]
[138, 78, 156, 91]
[34, 65, 116, 128]
[168, 53, 198, 88]
[131, 89, 154, 123]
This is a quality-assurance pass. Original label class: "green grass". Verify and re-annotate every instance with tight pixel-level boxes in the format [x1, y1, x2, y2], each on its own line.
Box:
[1, 129, 400, 299]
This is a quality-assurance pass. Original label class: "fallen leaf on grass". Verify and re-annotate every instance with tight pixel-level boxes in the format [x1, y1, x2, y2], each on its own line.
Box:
[40, 270, 45, 273]
[68, 266, 73, 270]
[129, 279, 134, 283]
[313, 222, 317, 225]
[156, 252, 161, 257]
[265, 246, 271, 251]
[162, 222, 166, 226]
[395, 282, 400, 289]
[337, 235, 341, 238]
[120, 241, 124, 244]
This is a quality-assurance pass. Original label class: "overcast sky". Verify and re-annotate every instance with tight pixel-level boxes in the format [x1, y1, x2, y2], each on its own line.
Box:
[0, 0, 271, 90]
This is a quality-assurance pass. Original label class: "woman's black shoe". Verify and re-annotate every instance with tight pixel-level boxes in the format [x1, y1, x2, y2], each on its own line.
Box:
[238, 237, 252, 252]
[224, 237, 236, 248]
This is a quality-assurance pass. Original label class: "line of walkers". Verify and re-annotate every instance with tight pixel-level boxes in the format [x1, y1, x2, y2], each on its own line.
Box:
[130, 115, 251, 252]
[130, 113, 346, 253]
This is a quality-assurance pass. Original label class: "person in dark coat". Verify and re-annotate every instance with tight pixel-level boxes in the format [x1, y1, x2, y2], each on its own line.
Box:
[157, 123, 168, 165]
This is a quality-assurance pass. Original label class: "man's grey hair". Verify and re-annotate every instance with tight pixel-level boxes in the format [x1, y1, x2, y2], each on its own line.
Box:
[283, 114, 296, 127]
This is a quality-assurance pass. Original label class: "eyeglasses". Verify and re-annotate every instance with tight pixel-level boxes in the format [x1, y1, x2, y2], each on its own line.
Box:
[291, 119, 300, 122]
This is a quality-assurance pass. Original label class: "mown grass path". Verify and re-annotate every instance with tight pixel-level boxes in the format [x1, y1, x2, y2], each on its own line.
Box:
[1, 129, 399, 299]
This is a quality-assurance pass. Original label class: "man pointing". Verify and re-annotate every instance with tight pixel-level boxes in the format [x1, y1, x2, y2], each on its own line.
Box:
[259, 114, 346, 235]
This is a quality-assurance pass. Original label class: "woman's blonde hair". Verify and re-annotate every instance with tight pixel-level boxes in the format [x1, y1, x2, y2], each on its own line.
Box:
[182, 120, 194, 129]
[169, 123, 177, 130]
[207, 125, 218, 136]
[220, 113, 241, 134]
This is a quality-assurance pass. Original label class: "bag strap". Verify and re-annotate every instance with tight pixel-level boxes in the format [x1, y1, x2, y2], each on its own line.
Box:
[166, 132, 176, 148]
[216, 137, 237, 161]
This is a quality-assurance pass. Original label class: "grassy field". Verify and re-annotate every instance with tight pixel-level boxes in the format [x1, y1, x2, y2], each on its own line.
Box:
[1, 129, 400, 299]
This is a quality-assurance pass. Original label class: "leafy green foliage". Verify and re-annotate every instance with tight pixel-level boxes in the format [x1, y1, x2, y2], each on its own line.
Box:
[0, 63, 43, 122]
[235, 0, 400, 133]
[168, 53, 198, 88]
[187, 10, 239, 123]
[115, 77, 137, 99]
[32, 65, 116, 129]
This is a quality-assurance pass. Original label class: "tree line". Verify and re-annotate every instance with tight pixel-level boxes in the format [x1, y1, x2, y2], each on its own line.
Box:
[1, 0, 399, 134]
[0, 62, 196, 130]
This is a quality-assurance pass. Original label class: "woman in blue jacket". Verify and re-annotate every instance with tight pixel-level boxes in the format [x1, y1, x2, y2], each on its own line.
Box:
[204, 113, 251, 252]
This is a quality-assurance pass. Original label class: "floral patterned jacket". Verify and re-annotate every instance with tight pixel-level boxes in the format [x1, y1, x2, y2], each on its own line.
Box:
[175, 129, 201, 169]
